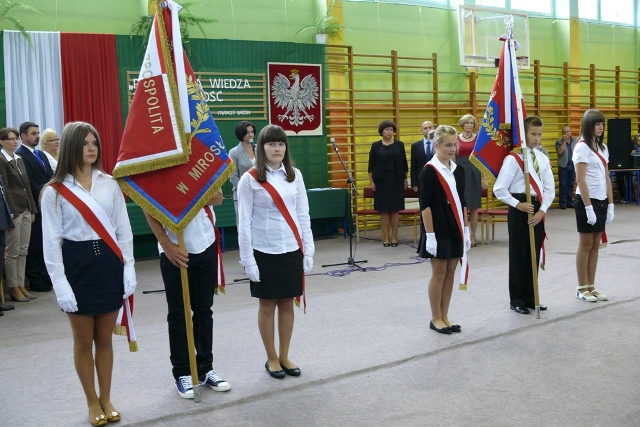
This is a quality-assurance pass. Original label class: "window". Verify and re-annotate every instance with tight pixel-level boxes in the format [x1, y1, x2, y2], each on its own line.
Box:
[578, 0, 598, 20]
[600, 0, 634, 25]
[475, 0, 506, 8]
[511, 0, 551, 15]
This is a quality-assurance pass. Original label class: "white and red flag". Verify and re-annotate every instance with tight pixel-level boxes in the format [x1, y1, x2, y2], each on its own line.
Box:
[470, 31, 527, 180]
[113, 0, 233, 234]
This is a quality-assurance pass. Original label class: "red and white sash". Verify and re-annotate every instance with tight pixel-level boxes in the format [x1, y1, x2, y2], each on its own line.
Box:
[248, 168, 307, 311]
[510, 152, 547, 269]
[203, 205, 225, 295]
[51, 182, 137, 352]
[427, 159, 469, 289]
[577, 140, 608, 247]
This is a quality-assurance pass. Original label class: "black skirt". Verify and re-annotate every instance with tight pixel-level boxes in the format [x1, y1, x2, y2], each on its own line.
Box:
[417, 226, 464, 260]
[250, 249, 303, 299]
[575, 195, 607, 233]
[62, 239, 124, 315]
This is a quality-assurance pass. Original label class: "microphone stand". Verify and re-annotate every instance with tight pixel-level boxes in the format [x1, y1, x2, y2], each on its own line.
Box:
[322, 139, 367, 269]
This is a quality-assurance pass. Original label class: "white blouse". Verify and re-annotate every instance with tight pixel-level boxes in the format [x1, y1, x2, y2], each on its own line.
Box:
[157, 207, 216, 255]
[494, 149, 556, 213]
[237, 165, 314, 267]
[41, 169, 136, 298]
[572, 141, 609, 200]
[43, 151, 58, 171]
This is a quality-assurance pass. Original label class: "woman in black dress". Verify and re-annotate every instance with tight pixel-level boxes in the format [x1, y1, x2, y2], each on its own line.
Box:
[368, 120, 408, 246]
[419, 125, 470, 334]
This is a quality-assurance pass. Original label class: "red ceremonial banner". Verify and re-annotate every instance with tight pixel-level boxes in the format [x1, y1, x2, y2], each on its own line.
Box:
[268, 62, 322, 136]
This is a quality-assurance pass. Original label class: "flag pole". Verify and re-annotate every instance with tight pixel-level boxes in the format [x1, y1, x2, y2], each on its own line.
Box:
[507, 22, 541, 319]
[178, 233, 202, 401]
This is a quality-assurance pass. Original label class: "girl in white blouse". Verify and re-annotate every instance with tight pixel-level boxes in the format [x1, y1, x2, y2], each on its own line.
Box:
[573, 109, 613, 302]
[41, 122, 136, 426]
[237, 125, 314, 379]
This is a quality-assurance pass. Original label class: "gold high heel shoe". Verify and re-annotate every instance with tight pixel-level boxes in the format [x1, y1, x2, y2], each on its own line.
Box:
[106, 411, 121, 423]
[89, 413, 107, 426]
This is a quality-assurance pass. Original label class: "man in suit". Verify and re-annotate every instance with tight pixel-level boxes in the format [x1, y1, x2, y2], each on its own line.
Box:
[0, 173, 15, 314]
[16, 122, 54, 292]
[410, 120, 434, 191]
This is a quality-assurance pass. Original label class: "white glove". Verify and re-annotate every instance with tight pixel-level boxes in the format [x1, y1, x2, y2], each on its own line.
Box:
[303, 255, 313, 273]
[606, 203, 614, 224]
[245, 264, 260, 282]
[585, 205, 597, 225]
[123, 279, 136, 299]
[463, 226, 471, 252]
[57, 291, 78, 313]
[425, 232, 437, 257]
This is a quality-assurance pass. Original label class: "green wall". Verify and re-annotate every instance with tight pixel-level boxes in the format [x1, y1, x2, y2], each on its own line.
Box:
[5, 1, 640, 72]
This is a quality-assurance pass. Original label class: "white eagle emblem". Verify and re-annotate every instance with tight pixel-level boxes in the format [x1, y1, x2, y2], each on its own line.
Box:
[271, 69, 319, 126]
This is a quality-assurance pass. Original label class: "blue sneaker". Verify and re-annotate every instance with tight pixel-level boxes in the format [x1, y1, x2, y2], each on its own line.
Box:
[200, 370, 230, 392]
[176, 375, 194, 399]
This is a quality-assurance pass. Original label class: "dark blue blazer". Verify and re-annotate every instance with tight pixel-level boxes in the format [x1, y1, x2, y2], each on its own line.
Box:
[15, 145, 53, 204]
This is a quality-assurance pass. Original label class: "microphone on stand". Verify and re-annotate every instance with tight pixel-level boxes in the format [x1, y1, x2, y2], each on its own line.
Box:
[330, 138, 339, 153]
[249, 138, 255, 152]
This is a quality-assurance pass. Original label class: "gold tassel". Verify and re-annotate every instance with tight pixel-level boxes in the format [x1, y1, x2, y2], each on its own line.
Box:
[113, 325, 127, 336]
[214, 288, 218, 295]
[459, 283, 468, 291]
[219, 287, 226, 294]
[294, 299, 300, 308]
[599, 242, 607, 249]
[129, 341, 139, 352]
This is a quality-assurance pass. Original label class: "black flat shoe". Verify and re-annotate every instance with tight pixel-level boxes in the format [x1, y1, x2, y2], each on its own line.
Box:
[527, 305, 547, 311]
[265, 361, 285, 379]
[510, 305, 530, 314]
[383, 242, 390, 247]
[391, 242, 398, 247]
[448, 324, 461, 333]
[281, 364, 301, 377]
[430, 321, 452, 334]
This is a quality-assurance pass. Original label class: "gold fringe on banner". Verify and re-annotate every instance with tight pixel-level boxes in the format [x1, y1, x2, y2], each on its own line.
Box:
[117, 163, 235, 235]
[129, 341, 139, 352]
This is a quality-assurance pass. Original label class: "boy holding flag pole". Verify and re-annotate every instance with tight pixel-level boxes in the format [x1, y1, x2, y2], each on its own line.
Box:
[470, 16, 554, 319]
[113, 0, 234, 401]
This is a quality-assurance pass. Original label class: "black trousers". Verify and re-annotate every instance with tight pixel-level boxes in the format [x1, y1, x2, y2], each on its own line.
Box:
[26, 213, 51, 286]
[507, 196, 544, 307]
[161, 242, 217, 380]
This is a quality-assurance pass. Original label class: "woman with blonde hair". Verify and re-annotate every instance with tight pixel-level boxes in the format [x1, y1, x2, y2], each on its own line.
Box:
[419, 125, 469, 334]
[39, 128, 60, 171]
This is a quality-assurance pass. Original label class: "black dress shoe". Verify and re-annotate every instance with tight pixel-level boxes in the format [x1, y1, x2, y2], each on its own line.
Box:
[559, 204, 567, 210]
[430, 321, 452, 334]
[566, 203, 575, 209]
[265, 361, 285, 379]
[510, 305, 530, 314]
[527, 305, 547, 311]
[0, 303, 15, 311]
[448, 324, 462, 333]
[281, 364, 301, 377]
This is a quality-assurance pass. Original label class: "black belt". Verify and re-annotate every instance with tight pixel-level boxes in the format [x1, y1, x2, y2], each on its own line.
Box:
[512, 193, 539, 202]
